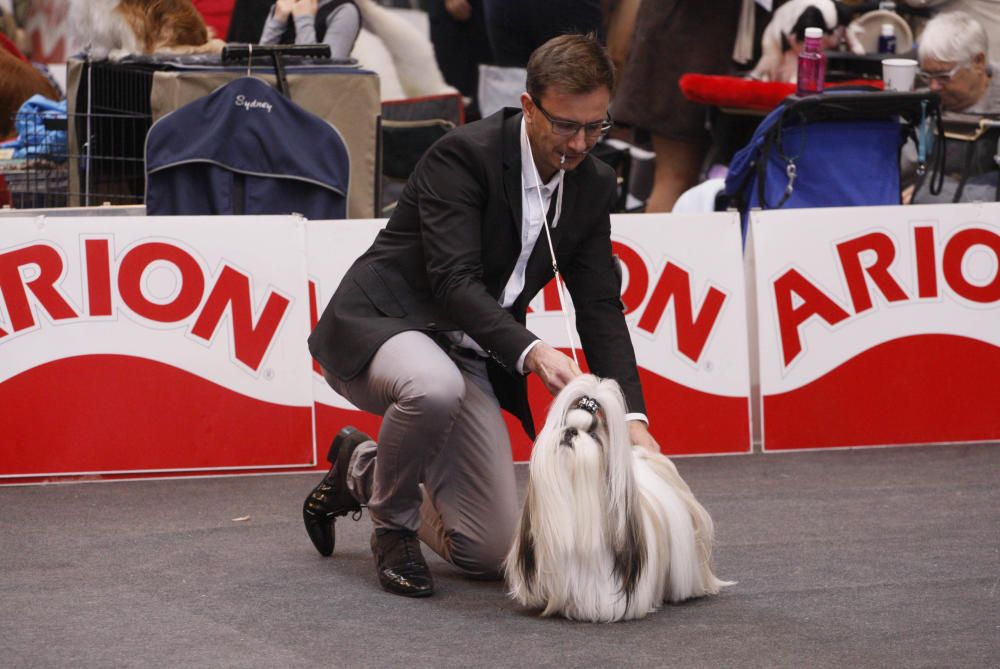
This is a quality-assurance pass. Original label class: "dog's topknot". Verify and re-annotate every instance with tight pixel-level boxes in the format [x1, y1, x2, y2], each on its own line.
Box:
[575, 396, 599, 415]
[565, 408, 595, 431]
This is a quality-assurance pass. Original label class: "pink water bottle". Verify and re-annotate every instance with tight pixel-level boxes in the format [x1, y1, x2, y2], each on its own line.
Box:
[796, 27, 827, 96]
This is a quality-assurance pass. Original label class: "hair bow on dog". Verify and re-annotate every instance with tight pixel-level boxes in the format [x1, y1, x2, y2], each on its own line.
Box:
[565, 395, 600, 432]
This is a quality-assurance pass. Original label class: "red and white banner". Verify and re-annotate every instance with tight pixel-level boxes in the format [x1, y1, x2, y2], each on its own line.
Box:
[1, 213, 751, 481]
[0, 216, 314, 479]
[8, 204, 995, 477]
[307, 214, 752, 460]
[518, 213, 751, 457]
[750, 203, 1000, 451]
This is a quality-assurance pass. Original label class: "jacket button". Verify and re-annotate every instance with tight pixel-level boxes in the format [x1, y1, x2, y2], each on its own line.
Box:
[426, 322, 437, 329]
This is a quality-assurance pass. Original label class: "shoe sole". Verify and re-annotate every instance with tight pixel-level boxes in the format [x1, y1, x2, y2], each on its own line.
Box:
[381, 584, 434, 598]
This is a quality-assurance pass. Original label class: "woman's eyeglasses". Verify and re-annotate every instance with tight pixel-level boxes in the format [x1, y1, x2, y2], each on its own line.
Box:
[531, 96, 613, 138]
[916, 61, 969, 85]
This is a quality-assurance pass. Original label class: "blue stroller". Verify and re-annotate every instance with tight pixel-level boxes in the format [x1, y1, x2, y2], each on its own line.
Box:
[723, 89, 942, 240]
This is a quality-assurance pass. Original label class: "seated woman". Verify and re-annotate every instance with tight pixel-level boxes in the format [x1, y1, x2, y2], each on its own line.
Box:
[910, 11, 1000, 203]
[259, 0, 360, 60]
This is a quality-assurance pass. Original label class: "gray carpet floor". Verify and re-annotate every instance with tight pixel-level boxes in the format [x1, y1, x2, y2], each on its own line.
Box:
[2, 443, 998, 668]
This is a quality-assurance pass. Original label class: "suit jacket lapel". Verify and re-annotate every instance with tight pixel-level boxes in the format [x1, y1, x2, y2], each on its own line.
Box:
[502, 112, 523, 240]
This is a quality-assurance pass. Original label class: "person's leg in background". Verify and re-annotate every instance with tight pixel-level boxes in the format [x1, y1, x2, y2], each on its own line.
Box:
[647, 134, 708, 213]
[482, 0, 603, 68]
[612, 0, 741, 213]
[605, 0, 642, 82]
[481, 0, 534, 67]
[426, 0, 494, 120]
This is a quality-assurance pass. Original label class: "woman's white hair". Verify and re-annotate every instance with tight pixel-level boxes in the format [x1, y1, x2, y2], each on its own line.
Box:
[918, 11, 989, 63]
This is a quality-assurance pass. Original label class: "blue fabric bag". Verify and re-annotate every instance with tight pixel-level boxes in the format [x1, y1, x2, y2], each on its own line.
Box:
[724, 90, 940, 240]
[145, 76, 350, 219]
[1, 95, 67, 160]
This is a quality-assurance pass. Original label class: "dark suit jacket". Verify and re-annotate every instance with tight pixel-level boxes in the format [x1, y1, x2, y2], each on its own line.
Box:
[308, 108, 645, 437]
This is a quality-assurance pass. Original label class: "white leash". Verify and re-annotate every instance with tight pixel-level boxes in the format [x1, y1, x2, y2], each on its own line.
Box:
[525, 140, 580, 366]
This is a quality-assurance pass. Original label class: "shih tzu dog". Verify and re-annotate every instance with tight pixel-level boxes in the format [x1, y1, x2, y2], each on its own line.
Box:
[505, 375, 730, 622]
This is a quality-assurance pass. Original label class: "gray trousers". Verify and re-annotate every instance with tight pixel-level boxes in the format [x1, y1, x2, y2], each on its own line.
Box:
[322, 330, 519, 579]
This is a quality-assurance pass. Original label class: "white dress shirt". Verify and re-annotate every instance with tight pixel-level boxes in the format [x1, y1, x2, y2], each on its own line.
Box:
[453, 119, 648, 424]
[449, 119, 561, 364]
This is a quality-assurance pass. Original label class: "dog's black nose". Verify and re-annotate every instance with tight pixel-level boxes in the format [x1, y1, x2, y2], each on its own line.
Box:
[560, 427, 577, 448]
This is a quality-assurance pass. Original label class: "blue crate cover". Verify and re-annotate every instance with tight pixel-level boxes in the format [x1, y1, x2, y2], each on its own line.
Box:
[145, 76, 350, 219]
[725, 101, 904, 239]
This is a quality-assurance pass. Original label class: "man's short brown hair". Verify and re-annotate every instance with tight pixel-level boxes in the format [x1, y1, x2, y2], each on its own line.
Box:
[525, 33, 616, 99]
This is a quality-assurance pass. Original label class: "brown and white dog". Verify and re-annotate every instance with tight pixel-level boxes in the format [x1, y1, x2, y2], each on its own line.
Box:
[69, 0, 225, 59]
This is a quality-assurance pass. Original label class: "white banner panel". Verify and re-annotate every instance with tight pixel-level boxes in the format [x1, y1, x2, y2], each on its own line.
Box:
[306, 220, 385, 458]
[0, 216, 314, 478]
[751, 203, 1000, 450]
[307, 214, 752, 459]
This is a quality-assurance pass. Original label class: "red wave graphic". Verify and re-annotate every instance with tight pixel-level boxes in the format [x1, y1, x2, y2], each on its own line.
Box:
[763, 334, 1000, 450]
[0, 355, 313, 477]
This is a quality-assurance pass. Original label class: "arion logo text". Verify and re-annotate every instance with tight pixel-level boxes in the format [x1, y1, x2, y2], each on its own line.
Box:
[0, 238, 292, 373]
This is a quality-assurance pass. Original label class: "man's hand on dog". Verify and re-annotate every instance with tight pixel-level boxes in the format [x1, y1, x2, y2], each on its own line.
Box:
[629, 420, 661, 453]
[525, 342, 582, 396]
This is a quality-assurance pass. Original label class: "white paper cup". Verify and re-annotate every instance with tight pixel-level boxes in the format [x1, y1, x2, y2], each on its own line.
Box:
[882, 58, 919, 92]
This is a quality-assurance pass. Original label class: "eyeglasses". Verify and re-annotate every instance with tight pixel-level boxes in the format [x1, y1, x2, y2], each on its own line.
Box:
[531, 96, 612, 138]
[916, 61, 969, 85]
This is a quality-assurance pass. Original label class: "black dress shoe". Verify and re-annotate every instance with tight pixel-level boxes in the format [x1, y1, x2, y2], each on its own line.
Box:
[302, 426, 370, 556]
[370, 529, 434, 597]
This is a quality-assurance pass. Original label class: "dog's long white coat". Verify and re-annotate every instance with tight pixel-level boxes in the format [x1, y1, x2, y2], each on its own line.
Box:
[505, 375, 731, 622]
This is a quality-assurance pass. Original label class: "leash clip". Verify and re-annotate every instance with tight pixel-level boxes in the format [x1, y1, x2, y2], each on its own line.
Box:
[784, 161, 797, 198]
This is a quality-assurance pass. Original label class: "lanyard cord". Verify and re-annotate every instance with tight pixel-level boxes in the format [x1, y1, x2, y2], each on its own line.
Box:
[524, 134, 578, 366]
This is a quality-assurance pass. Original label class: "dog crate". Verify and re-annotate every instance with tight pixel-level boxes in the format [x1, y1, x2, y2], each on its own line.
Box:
[69, 59, 154, 207]
[4, 54, 381, 216]
[1, 60, 152, 209]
